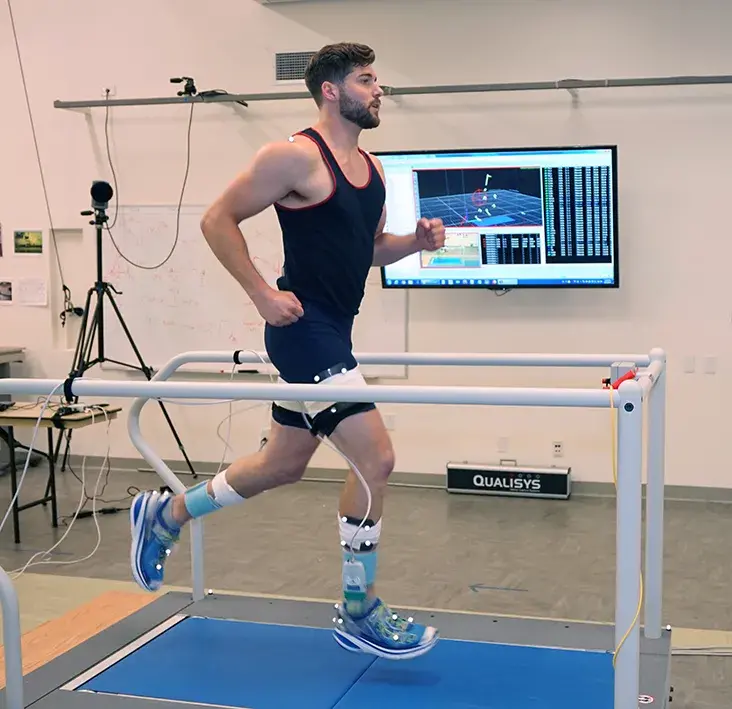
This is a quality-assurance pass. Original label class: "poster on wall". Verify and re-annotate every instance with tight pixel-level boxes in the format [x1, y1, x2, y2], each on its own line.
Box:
[0, 280, 12, 304]
[13, 230, 43, 255]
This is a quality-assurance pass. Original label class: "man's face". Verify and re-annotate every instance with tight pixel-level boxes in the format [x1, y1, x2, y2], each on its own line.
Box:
[338, 65, 383, 129]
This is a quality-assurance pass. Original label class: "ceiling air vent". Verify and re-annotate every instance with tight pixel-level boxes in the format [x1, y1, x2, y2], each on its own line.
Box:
[275, 51, 316, 82]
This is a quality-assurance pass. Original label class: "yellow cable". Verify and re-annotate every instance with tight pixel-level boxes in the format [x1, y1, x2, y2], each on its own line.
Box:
[609, 383, 644, 668]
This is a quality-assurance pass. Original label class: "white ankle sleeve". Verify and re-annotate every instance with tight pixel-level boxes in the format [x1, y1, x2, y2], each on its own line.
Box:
[211, 470, 246, 506]
[339, 514, 381, 551]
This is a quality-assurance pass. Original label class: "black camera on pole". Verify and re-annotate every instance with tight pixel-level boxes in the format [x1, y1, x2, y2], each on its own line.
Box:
[90, 180, 114, 212]
[61, 180, 197, 479]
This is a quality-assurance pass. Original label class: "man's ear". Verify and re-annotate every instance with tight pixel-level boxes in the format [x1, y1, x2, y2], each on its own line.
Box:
[320, 81, 340, 104]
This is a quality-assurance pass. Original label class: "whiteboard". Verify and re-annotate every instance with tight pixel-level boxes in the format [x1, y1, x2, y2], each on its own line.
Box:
[100, 204, 407, 378]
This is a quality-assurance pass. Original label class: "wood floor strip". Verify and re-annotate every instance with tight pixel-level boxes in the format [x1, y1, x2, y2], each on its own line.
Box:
[0, 590, 157, 688]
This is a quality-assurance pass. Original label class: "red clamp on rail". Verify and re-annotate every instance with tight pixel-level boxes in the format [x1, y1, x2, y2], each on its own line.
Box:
[602, 368, 638, 389]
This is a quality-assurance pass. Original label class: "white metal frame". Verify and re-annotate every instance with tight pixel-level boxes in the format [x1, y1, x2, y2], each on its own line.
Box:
[0, 347, 667, 709]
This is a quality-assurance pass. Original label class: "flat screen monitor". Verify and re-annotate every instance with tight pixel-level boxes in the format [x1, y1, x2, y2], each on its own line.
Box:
[374, 145, 618, 289]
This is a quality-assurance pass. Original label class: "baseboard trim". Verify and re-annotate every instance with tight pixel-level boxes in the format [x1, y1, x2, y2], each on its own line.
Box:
[65, 455, 732, 503]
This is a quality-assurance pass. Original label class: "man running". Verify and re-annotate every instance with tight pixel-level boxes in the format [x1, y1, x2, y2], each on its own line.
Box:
[130, 42, 446, 660]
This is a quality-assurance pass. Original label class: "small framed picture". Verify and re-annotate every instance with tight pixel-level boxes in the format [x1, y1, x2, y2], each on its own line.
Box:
[14, 230, 43, 255]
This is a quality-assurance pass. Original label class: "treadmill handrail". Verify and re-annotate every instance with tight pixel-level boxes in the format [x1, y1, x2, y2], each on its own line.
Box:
[0, 564, 24, 708]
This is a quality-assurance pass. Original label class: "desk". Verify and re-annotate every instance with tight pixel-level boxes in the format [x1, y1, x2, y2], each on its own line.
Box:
[0, 348, 26, 471]
[0, 403, 122, 543]
[0, 348, 24, 370]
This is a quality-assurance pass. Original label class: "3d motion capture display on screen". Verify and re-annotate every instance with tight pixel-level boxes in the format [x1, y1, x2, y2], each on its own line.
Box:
[375, 145, 618, 289]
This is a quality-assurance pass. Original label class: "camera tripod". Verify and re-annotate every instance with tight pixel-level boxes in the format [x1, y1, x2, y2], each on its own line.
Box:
[55, 180, 197, 480]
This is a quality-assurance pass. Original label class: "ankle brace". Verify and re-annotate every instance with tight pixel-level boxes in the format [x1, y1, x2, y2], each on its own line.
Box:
[183, 470, 245, 519]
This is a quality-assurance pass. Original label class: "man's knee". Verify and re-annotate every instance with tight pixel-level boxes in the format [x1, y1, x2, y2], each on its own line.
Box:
[338, 416, 395, 485]
[372, 438, 395, 483]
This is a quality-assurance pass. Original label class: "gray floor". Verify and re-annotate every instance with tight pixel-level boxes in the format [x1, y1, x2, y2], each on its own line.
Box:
[1, 461, 731, 707]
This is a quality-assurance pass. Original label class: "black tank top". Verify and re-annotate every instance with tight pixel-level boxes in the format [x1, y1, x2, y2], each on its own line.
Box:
[273, 127, 386, 318]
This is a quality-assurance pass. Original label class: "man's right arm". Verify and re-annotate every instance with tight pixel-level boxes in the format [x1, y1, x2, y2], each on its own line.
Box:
[200, 140, 312, 324]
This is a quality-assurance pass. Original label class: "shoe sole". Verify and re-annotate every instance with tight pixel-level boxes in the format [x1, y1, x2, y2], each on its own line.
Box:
[332, 632, 361, 653]
[130, 493, 154, 591]
[333, 627, 439, 660]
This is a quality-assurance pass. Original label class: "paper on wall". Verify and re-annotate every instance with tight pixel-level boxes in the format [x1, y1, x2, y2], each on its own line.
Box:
[16, 278, 47, 306]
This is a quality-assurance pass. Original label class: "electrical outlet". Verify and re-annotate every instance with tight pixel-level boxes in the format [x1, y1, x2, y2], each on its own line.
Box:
[383, 413, 396, 430]
[553, 441, 564, 457]
[101, 85, 117, 98]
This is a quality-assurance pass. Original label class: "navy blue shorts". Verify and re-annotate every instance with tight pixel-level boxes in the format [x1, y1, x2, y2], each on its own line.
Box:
[264, 299, 375, 434]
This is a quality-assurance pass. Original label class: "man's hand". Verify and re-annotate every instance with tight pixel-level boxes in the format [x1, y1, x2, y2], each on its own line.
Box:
[253, 288, 304, 326]
[415, 217, 446, 251]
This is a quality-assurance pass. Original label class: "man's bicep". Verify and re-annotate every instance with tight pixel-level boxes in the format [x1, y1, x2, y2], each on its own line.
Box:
[205, 142, 311, 224]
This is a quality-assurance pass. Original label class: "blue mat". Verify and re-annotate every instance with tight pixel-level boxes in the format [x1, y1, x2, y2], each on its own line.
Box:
[336, 639, 615, 708]
[79, 616, 615, 708]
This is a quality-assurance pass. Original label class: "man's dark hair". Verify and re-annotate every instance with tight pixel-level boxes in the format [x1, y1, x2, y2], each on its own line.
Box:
[304, 42, 376, 106]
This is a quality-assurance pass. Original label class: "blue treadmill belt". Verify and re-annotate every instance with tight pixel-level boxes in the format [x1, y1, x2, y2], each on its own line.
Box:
[79, 615, 615, 708]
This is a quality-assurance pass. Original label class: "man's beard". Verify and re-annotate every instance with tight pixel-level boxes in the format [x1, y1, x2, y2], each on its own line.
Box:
[339, 92, 380, 129]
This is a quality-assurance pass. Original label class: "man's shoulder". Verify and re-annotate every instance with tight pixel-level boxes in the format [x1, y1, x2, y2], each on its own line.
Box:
[286, 131, 323, 157]
[253, 134, 321, 175]
[362, 150, 385, 179]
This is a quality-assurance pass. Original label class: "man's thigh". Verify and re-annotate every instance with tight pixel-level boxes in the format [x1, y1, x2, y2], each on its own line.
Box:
[262, 417, 321, 474]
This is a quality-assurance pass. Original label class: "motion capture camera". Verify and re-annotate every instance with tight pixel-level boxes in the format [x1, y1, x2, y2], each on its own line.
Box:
[170, 76, 197, 97]
[90, 180, 113, 211]
[80, 180, 114, 222]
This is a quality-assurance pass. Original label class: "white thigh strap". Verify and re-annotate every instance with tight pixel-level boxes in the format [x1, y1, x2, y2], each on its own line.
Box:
[275, 366, 368, 417]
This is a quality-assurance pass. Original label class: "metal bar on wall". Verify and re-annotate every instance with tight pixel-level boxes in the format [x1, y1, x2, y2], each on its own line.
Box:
[53, 74, 732, 110]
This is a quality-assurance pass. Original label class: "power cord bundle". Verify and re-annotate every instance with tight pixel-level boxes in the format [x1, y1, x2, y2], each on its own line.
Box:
[9, 405, 113, 579]
[0, 386, 65, 538]
[57, 456, 139, 525]
[0, 388, 113, 579]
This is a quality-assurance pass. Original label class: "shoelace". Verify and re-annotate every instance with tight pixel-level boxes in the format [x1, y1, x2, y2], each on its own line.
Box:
[384, 607, 415, 631]
[372, 603, 419, 642]
[155, 545, 172, 571]
[151, 522, 179, 569]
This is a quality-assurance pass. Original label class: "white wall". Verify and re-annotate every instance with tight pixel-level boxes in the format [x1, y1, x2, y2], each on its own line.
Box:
[1, 0, 731, 488]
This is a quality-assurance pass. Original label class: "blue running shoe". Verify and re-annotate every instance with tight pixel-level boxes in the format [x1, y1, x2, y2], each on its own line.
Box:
[333, 598, 438, 660]
[130, 490, 180, 592]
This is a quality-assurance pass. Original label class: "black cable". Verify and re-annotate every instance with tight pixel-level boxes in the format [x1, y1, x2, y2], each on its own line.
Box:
[103, 90, 120, 230]
[6, 0, 76, 324]
[104, 101, 195, 270]
[51, 424, 139, 524]
[59, 450, 140, 525]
